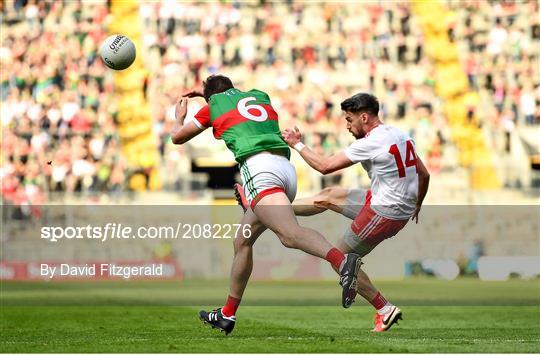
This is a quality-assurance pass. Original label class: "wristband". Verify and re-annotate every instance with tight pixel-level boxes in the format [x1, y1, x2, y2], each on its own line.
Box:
[293, 142, 306, 152]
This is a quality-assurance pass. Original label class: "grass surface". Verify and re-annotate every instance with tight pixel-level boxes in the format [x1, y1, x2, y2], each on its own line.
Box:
[1, 278, 539, 353]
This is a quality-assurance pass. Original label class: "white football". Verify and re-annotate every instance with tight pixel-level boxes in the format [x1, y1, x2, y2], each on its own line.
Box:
[99, 34, 136, 70]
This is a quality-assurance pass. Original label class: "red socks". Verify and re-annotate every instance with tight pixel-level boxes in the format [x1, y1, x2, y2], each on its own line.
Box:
[370, 292, 388, 310]
[222, 295, 241, 317]
[222, 249, 345, 317]
[325, 248, 345, 271]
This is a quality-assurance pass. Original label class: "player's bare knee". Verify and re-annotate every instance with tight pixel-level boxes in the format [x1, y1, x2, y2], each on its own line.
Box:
[275, 230, 297, 249]
[233, 230, 252, 251]
[251, 222, 265, 237]
[233, 238, 253, 256]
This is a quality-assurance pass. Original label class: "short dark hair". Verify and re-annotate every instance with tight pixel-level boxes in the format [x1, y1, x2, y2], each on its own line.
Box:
[340, 93, 379, 116]
[203, 75, 234, 101]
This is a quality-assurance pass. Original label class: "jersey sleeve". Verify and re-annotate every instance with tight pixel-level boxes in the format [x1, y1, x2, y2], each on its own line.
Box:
[344, 138, 374, 163]
[192, 105, 211, 129]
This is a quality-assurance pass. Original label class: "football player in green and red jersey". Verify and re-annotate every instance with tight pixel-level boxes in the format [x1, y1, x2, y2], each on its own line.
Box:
[171, 75, 361, 335]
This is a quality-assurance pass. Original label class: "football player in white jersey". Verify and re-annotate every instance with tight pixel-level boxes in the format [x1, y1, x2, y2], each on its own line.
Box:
[281, 92, 430, 332]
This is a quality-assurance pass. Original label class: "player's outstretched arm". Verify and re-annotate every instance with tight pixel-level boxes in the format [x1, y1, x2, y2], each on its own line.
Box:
[283, 127, 354, 175]
[171, 98, 205, 145]
[411, 157, 430, 224]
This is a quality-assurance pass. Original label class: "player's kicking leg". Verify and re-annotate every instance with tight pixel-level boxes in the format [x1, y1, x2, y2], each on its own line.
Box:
[199, 208, 266, 334]
[253, 191, 361, 308]
[293, 186, 356, 219]
[236, 185, 354, 217]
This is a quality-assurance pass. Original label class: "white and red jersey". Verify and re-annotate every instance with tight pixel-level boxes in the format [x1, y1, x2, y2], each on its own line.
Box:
[344, 124, 419, 220]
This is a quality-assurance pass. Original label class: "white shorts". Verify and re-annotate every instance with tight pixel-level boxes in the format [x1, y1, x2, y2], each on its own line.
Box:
[239, 152, 297, 208]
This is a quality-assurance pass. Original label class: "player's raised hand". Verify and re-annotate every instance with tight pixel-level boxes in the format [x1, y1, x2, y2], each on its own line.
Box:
[175, 98, 188, 121]
[282, 126, 302, 147]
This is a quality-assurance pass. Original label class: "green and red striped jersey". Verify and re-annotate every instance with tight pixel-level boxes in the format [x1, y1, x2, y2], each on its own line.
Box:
[193, 88, 290, 163]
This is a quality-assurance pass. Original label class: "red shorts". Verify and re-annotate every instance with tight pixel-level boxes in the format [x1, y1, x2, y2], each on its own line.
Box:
[350, 190, 409, 247]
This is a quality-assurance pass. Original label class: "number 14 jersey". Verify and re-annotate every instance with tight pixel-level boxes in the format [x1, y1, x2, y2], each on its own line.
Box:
[192, 88, 290, 163]
[344, 125, 419, 220]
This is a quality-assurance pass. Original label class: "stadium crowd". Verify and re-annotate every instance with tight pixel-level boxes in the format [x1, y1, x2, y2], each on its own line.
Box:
[1, 1, 125, 205]
[449, 0, 540, 150]
[1, 1, 538, 204]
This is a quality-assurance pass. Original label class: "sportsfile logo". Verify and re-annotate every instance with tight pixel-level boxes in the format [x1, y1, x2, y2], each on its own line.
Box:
[40, 223, 252, 242]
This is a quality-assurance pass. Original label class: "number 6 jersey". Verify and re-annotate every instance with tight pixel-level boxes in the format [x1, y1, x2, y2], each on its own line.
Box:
[344, 125, 419, 220]
[192, 88, 290, 163]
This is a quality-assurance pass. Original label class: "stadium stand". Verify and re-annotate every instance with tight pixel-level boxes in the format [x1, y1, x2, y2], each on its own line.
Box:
[1, 1, 538, 204]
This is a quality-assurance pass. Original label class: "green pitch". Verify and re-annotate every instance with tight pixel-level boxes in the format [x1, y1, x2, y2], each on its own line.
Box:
[1, 278, 539, 353]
